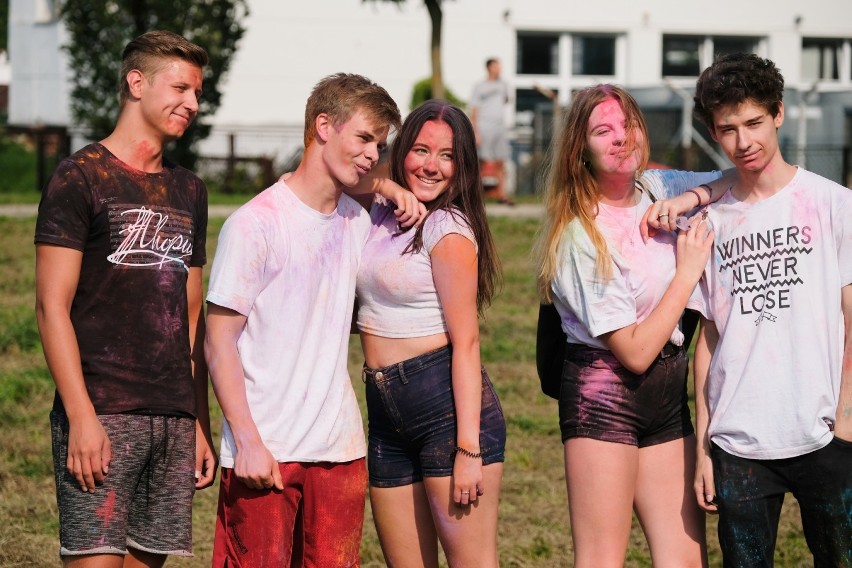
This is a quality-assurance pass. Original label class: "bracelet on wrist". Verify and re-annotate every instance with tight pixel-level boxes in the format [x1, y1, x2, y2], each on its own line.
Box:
[454, 445, 483, 459]
[698, 183, 715, 204]
[686, 187, 704, 207]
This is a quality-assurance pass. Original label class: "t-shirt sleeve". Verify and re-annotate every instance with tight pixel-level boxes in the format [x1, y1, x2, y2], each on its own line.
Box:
[834, 186, 852, 287]
[34, 159, 92, 251]
[206, 210, 271, 317]
[552, 225, 636, 338]
[423, 209, 478, 254]
[641, 169, 722, 201]
[190, 177, 208, 268]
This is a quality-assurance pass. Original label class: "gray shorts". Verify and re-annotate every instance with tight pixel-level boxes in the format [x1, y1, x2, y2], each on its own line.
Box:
[50, 411, 196, 557]
[477, 125, 509, 162]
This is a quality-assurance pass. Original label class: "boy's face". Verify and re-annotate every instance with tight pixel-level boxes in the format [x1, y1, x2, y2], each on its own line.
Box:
[321, 109, 389, 188]
[137, 58, 203, 142]
[710, 99, 784, 174]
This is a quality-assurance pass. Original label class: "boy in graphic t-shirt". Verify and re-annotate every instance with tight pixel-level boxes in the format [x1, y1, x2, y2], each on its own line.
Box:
[35, 31, 216, 564]
[687, 53, 852, 566]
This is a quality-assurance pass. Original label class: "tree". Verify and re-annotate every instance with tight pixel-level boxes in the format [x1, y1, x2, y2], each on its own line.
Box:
[60, 0, 249, 169]
[365, 0, 446, 101]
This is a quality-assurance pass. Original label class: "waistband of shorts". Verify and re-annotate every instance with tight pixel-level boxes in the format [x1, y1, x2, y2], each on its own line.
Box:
[362, 344, 452, 383]
[566, 341, 683, 360]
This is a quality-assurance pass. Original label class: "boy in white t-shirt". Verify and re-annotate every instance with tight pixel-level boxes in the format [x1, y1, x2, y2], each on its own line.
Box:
[205, 73, 424, 566]
[688, 54, 852, 566]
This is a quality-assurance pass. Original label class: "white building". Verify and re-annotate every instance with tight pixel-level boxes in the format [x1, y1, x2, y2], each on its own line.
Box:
[8, 0, 852, 186]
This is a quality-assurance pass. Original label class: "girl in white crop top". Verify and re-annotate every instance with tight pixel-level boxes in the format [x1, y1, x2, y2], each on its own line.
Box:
[353, 101, 504, 567]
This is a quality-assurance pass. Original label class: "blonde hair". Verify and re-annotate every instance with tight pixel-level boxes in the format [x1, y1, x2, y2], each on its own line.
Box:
[533, 84, 650, 303]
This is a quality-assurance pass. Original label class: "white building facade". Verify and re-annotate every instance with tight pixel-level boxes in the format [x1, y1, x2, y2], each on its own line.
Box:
[8, 0, 852, 185]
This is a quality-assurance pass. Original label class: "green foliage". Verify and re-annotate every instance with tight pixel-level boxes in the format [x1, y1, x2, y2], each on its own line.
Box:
[0, 137, 38, 192]
[410, 76, 465, 110]
[0, 0, 7, 52]
[59, 0, 249, 169]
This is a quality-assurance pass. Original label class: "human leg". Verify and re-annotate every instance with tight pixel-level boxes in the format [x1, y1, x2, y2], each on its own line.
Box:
[634, 436, 707, 568]
[788, 437, 852, 567]
[422, 463, 502, 568]
[711, 445, 786, 568]
[370, 483, 440, 568]
[564, 438, 638, 568]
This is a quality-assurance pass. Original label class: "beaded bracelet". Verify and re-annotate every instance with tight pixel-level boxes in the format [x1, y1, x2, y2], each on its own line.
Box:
[454, 446, 483, 459]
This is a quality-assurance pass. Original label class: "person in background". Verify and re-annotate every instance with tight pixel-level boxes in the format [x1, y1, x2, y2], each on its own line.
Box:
[470, 57, 514, 205]
[35, 30, 216, 566]
[534, 83, 730, 567]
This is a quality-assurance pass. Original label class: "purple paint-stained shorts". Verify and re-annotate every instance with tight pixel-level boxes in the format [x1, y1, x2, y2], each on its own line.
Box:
[50, 411, 196, 557]
[557, 343, 694, 446]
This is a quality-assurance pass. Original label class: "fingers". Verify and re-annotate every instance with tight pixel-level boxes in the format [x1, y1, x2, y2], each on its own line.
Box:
[395, 200, 427, 228]
[639, 205, 656, 242]
[272, 463, 284, 491]
[195, 451, 218, 489]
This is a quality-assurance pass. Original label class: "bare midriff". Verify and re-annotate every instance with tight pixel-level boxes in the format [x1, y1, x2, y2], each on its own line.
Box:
[361, 331, 450, 369]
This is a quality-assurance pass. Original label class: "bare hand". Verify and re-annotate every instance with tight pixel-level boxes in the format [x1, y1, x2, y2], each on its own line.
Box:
[674, 211, 714, 284]
[194, 421, 219, 489]
[452, 452, 483, 506]
[641, 191, 703, 241]
[66, 414, 112, 492]
[233, 440, 284, 491]
[694, 451, 718, 513]
[391, 186, 427, 229]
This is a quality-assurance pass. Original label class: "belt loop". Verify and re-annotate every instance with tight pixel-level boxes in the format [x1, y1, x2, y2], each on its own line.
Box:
[398, 362, 408, 384]
[361, 366, 368, 384]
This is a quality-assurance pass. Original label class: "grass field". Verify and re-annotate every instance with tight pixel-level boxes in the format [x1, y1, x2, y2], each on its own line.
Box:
[0, 213, 811, 567]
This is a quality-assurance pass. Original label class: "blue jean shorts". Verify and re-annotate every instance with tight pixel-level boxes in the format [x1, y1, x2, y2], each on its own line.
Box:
[363, 345, 507, 488]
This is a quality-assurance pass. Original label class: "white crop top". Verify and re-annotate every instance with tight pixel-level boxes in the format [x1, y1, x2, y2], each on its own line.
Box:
[356, 200, 477, 338]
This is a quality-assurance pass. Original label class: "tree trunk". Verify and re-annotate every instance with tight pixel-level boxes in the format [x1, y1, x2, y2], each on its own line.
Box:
[425, 0, 444, 100]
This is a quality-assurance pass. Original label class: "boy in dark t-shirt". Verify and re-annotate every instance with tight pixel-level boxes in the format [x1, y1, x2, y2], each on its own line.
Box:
[34, 30, 216, 565]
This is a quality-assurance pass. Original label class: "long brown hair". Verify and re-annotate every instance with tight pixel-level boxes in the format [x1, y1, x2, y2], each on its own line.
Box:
[389, 100, 502, 314]
[533, 84, 650, 302]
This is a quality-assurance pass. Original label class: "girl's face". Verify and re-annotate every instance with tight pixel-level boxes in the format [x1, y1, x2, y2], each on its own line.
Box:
[584, 98, 643, 178]
[403, 120, 455, 203]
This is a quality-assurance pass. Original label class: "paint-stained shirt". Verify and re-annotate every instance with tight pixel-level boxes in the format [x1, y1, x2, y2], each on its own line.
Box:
[356, 201, 477, 338]
[35, 143, 208, 417]
[207, 181, 371, 465]
[689, 168, 852, 459]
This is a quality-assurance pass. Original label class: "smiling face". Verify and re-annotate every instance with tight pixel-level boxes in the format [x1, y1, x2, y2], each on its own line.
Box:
[402, 120, 455, 203]
[321, 109, 389, 188]
[584, 98, 643, 180]
[710, 98, 784, 174]
[136, 58, 203, 142]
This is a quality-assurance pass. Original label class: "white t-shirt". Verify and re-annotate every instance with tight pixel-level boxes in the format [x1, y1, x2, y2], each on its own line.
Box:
[207, 181, 372, 466]
[552, 169, 721, 349]
[356, 202, 477, 338]
[689, 168, 852, 460]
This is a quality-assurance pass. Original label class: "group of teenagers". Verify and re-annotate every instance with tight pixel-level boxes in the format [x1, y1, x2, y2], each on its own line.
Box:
[33, 29, 849, 568]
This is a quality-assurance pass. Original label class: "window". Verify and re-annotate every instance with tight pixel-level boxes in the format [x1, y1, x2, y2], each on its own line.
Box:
[662, 36, 701, 76]
[573, 36, 616, 76]
[802, 38, 843, 81]
[714, 37, 758, 59]
[517, 34, 559, 75]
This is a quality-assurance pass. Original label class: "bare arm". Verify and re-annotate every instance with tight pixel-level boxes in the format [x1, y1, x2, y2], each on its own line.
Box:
[187, 267, 217, 489]
[693, 317, 719, 513]
[835, 284, 852, 441]
[35, 244, 111, 492]
[205, 304, 282, 490]
[344, 173, 427, 227]
[601, 220, 714, 374]
[641, 169, 737, 239]
[431, 234, 483, 505]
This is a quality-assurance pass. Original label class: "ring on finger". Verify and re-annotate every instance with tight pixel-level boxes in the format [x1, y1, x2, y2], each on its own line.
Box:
[658, 213, 669, 219]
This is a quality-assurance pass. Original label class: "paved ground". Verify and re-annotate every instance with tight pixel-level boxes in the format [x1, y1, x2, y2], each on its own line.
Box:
[0, 202, 544, 219]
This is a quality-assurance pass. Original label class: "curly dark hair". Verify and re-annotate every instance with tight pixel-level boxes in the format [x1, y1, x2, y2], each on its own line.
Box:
[693, 53, 785, 130]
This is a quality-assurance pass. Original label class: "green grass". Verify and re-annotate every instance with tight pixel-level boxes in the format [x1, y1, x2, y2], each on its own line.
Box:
[0, 214, 812, 567]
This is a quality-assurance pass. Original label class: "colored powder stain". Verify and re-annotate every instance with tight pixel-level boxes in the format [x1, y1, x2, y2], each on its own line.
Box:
[96, 489, 117, 526]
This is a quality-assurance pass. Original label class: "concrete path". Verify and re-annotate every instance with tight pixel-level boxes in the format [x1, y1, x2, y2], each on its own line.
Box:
[1, 202, 544, 219]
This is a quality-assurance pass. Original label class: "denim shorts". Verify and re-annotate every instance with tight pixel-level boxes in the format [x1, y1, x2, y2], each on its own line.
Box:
[363, 345, 507, 488]
[558, 343, 694, 447]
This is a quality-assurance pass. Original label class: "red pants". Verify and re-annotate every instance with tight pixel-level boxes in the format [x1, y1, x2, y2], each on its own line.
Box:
[213, 459, 367, 567]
